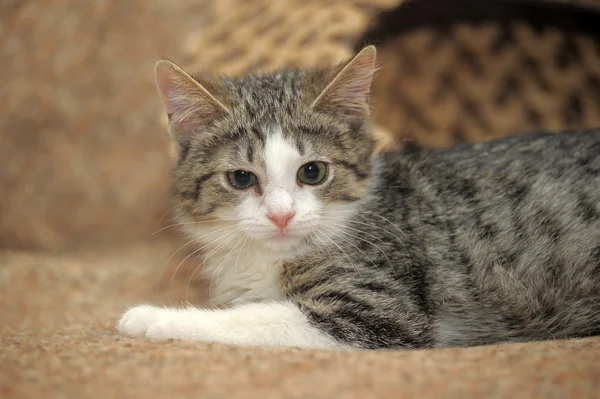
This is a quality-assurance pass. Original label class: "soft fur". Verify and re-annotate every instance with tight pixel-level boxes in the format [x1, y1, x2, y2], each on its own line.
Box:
[118, 46, 600, 349]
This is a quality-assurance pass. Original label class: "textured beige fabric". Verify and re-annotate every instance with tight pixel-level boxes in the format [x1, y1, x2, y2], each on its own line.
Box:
[2, 241, 599, 399]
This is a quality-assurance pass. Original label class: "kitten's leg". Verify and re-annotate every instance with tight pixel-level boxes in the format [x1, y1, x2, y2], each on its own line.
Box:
[117, 301, 348, 349]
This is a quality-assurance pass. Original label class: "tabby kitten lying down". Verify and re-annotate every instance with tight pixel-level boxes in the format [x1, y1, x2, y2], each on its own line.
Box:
[118, 46, 600, 349]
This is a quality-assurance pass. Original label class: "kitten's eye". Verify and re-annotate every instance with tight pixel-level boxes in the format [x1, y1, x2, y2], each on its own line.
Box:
[297, 162, 328, 185]
[227, 170, 257, 189]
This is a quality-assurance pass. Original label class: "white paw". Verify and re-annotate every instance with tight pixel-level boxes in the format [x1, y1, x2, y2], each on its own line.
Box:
[145, 320, 186, 339]
[117, 305, 168, 337]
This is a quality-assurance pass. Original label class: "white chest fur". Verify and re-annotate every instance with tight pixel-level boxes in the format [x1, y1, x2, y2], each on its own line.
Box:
[201, 244, 284, 306]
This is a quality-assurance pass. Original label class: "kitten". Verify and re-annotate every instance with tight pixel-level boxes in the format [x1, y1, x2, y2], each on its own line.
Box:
[118, 46, 600, 349]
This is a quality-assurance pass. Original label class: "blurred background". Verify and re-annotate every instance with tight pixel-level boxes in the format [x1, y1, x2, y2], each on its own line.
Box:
[2, 0, 600, 254]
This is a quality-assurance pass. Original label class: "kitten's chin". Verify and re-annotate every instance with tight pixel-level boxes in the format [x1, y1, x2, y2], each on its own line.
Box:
[256, 234, 308, 257]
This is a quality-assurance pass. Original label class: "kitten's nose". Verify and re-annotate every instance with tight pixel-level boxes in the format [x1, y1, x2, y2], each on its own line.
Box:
[267, 211, 295, 229]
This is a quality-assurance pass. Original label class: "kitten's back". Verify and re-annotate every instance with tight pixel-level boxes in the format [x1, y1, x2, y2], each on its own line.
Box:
[368, 130, 600, 346]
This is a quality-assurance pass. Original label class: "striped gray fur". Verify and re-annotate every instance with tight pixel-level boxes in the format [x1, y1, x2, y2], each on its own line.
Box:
[160, 47, 600, 349]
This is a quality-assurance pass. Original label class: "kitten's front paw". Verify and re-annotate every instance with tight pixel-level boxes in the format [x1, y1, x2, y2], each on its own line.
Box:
[118, 305, 166, 337]
[145, 320, 186, 340]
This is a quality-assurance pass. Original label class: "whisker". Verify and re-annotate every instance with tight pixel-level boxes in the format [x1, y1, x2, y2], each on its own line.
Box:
[168, 226, 242, 301]
[320, 221, 393, 270]
[321, 218, 388, 244]
[185, 228, 244, 301]
[155, 223, 240, 294]
[233, 235, 250, 284]
[320, 215, 412, 264]
[210, 233, 246, 303]
[308, 226, 336, 260]
[158, 204, 183, 224]
[152, 219, 240, 235]
[320, 224, 379, 271]
[317, 227, 362, 278]
[365, 211, 409, 240]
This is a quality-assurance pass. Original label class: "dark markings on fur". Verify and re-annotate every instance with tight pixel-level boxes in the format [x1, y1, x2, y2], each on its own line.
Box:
[296, 125, 347, 152]
[510, 182, 529, 205]
[292, 280, 322, 297]
[577, 194, 599, 221]
[199, 204, 217, 216]
[179, 190, 197, 200]
[534, 208, 562, 241]
[190, 172, 215, 199]
[590, 245, 600, 279]
[313, 291, 375, 311]
[337, 307, 422, 349]
[453, 178, 478, 200]
[407, 266, 432, 316]
[501, 314, 526, 332]
[250, 127, 266, 144]
[304, 310, 347, 343]
[337, 194, 360, 202]
[229, 127, 246, 142]
[500, 251, 518, 268]
[308, 307, 404, 349]
[333, 159, 369, 180]
[355, 281, 397, 296]
[319, 182, 333, 197]
[349, 120, 365, 139]
[178, 143, 191, 165]
[478, 222, 498, 240]
[246, 143, 254, 163]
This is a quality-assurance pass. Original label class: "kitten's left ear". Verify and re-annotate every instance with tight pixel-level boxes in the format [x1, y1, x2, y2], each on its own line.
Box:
[311, 45, 377, 118]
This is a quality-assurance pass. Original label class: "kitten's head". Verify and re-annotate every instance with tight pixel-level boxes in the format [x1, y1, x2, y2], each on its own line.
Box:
[156, 46, 377, 257]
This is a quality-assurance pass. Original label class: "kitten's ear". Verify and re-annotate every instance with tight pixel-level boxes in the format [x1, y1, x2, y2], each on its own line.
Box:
[311, 45, 377, 118]
[155, 60, 229, 143]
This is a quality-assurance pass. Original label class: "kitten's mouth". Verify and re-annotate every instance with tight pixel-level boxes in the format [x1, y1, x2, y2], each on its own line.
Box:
[270, 230, 297, 241]
[270, 226, 312, 240]
[274, 228, 290, 238]
[258, 228, 311, 253]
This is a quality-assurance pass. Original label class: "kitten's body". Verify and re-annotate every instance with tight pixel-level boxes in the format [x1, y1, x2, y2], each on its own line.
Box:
[118, 47, 600, 349]
[285, 131, 600, 348]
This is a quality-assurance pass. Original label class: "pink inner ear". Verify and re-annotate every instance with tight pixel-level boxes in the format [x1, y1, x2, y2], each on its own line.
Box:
[314, 47, 376, 117]
[155, 64, 192, 117]
[154, 61, 228, 140]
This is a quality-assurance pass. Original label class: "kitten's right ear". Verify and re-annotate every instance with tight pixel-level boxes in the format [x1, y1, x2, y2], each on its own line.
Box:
[311, 45, 377, 119]
[155, 60, 229, 143]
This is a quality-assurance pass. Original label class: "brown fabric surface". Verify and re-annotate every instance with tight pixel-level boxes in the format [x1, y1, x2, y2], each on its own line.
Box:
[2, 241, 599, 399]
[371, 22, 600, 148]
[364, 0, 600, 149]
[0, 1, 212, 252]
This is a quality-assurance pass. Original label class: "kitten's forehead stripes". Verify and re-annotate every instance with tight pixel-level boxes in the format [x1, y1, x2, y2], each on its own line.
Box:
[246, 143, 254, 163]
[250, 127, 266, 144]
[295, 125, 347, 153]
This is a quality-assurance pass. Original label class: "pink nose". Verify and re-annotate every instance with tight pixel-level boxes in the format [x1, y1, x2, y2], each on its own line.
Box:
[267, 211, 295, 229]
